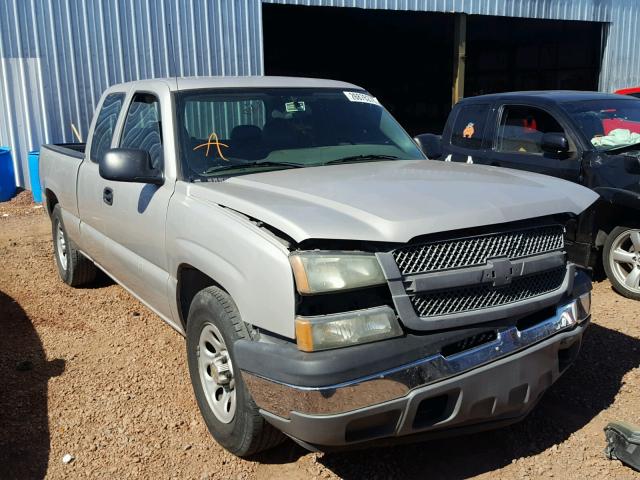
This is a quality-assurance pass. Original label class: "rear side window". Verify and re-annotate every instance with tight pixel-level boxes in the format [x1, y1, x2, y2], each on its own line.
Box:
[120, 93, 163, 169]
[451, 103, 490, 150]
[90, 93, 125, 163]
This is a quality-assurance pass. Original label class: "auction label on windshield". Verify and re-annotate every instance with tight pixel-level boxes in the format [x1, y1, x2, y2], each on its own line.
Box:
[343, 91, 381, 106]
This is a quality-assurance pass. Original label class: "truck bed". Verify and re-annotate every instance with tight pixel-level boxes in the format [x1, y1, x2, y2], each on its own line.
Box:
[40, 143, 87, 219]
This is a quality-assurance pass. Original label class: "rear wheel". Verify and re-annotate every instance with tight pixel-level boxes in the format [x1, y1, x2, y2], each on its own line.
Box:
[51, 204, 97, 287]
[603, 226, 640, 301]
[186, 286, 284, 456]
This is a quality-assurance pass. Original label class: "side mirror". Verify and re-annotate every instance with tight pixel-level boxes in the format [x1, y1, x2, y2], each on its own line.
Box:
[414, 133, 442, 159]
[99, 148, 164, 185]
[541, 132, 570, 155]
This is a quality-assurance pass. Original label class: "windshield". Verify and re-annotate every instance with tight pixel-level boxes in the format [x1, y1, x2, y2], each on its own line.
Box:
[563, 98, 640, 151]
[175, 88, 424, 180]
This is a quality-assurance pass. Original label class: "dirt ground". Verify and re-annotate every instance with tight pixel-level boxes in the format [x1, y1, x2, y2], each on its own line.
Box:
[0, 193, 639, 480]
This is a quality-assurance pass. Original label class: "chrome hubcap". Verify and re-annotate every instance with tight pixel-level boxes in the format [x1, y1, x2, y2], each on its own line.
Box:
[610, 229, 640, 293]
[56, 222, 68, 271]
[197, 323, 236, 423]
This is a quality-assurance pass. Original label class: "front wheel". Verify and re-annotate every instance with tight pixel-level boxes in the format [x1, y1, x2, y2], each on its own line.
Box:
[603, 226, 640, 301]
[186, 286, 283, 457]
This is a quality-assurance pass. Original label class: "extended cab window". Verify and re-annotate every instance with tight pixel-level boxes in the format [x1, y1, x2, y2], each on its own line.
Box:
[90, 93, 125, 163]
[496, 105, 569, 155]
[120, 93, 163, 169]
[451, 104, 490, 150]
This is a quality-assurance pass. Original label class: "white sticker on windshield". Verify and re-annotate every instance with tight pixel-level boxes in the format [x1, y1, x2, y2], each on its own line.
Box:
[343, 91, 381, 106]
[285, 101, 305, 113]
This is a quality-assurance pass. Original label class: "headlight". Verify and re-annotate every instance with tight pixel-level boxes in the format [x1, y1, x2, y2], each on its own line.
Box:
[295, 306, 402, 352]
[289, 251, 386, 294]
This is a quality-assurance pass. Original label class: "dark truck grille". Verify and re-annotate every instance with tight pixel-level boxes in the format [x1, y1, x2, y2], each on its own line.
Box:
[411, 267, 566, 318]
[393, 224, 565, 275]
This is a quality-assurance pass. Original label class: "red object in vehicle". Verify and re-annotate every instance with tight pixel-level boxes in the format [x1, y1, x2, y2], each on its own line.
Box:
[602, 117, 640, 134]
[615, 87, 640, 98]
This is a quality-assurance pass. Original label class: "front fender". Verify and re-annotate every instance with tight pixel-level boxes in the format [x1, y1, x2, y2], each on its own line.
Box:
[594, 187, 640, 211]
[166, 185, 296, 339]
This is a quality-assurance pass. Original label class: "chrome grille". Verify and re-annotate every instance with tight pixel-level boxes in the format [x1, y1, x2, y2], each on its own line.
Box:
[393, 225, 564, 275]
[411, 267, 566, 318]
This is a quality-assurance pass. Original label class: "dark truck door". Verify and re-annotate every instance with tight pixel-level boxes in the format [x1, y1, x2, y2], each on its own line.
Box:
[442, 102, 495, 164]
[488, 104, 582, 182]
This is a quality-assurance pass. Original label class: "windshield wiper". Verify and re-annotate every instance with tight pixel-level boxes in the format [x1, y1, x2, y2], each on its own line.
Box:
[203, 160, 305, 175]
[323, 154, 399, 165]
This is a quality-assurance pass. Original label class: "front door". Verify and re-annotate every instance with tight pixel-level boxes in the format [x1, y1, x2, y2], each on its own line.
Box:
[489, 104, 582, 182]
[98, 89, 175, 320]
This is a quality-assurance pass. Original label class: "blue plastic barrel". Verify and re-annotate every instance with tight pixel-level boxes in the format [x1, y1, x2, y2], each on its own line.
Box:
[28, 150, 42, 202]
[0, 147, 16, 202]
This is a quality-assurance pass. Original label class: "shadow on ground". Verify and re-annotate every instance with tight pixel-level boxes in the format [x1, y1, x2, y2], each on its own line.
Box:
[0, 290, 65, 480]
[259, 323, 640, 479]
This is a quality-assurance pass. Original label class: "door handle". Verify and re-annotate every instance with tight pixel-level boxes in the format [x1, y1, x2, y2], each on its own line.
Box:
[103, 187, 113, 206]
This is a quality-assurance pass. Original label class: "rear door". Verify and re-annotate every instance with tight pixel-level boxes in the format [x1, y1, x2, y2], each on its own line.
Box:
[77, 89, 128, 264]
[488, 103, 582, 182]
[442, 102, 495, 164]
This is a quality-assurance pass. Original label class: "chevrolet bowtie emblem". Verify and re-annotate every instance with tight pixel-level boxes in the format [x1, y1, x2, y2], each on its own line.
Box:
[485, 257, 514, 287]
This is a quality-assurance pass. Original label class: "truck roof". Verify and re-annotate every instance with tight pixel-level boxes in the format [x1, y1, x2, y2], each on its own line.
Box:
[107, 76, 362, 92]
[458, 90, 625, 105]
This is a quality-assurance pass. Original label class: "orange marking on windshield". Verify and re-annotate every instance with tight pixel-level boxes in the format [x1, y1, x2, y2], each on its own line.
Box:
[193, 132, 229, 161]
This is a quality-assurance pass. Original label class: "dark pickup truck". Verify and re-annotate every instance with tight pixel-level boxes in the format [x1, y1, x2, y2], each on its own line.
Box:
[416, 91, 640, 300]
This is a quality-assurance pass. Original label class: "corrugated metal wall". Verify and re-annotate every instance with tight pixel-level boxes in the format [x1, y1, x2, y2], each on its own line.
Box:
[0, 0, 263, 188]
[1, 0, 640, 188]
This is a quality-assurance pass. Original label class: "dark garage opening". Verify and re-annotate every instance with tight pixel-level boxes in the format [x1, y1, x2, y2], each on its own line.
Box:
[464, 16, 603, 96]
[263, 5, 604, 135]
[263, 4, 454, 135]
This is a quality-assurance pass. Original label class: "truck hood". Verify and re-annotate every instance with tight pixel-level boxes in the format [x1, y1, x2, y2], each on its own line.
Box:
[189, 160, 599, 243]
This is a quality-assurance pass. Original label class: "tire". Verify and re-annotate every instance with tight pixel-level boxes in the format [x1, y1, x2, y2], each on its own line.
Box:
[186, 286, 284, 457]
[51, 204, 97, 287]
[603, 226, 640, 301]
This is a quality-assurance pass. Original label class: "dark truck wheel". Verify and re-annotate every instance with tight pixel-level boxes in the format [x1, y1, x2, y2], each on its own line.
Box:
[186, 286, 283, 457]
[51, 204, 97, 287]
[604, 226, 640, 301]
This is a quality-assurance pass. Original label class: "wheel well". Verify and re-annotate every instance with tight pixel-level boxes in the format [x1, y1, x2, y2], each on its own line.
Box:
[44, 189, 58, 217]
[592, 203, 640, 248]
[176, 265, 225, 328]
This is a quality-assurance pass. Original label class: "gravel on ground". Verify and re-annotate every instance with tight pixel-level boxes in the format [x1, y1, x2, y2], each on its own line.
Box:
[0, 201, 639, 479]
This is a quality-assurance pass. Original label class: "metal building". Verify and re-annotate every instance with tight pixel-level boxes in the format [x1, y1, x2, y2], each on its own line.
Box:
[1, 0, 639, 189]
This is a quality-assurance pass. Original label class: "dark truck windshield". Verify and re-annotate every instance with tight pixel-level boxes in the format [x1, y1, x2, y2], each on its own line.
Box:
[175, 88, 424, 180]
[563, 98, 640, 152]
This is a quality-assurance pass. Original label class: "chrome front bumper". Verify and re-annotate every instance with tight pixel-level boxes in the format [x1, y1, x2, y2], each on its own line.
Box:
[243, 294, 591, 419]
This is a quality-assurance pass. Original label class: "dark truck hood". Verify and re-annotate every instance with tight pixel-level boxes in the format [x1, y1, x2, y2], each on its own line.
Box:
[189, 160, 599, 243]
